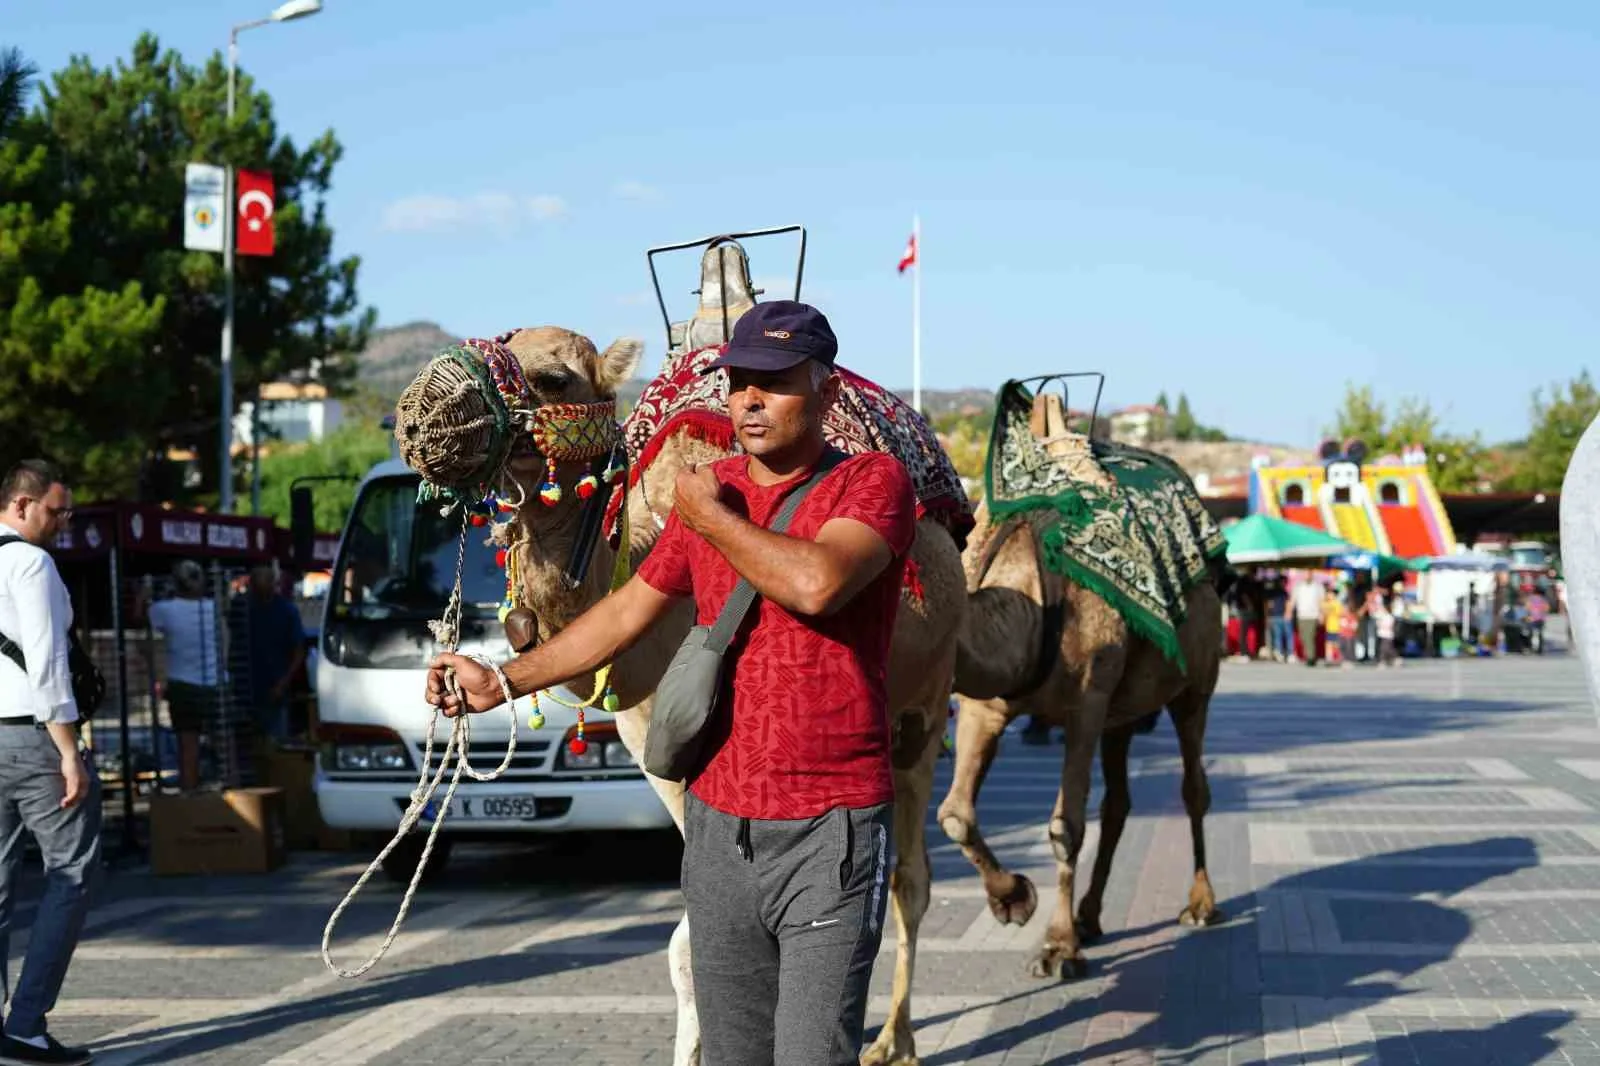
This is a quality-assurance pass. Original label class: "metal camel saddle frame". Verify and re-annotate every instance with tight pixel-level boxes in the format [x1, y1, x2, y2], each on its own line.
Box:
[647, 225, 807, 353]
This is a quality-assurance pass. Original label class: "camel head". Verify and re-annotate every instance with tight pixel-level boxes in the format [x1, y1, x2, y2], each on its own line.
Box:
[393, 326, 643, 498]
[393, 326, 645, 651]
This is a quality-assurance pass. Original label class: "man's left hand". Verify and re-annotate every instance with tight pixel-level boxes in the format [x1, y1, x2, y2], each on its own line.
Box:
[674, 464, 724, 533]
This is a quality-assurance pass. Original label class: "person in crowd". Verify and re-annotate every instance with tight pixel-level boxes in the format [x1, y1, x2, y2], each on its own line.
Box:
[139, 560, 222, 792]
[229, 561, 305, 747]
[1322, 584, 1347, 666]
[1370, 588, 1399, 668]
[1266, 578, 1292, 663]
[1292, 574, 1324, 666]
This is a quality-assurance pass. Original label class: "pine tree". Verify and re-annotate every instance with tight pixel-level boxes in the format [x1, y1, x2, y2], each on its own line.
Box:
[0, 34, 373, 502]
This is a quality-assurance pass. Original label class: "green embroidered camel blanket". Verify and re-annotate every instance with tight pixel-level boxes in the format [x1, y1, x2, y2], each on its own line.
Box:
[983, 380, 1227, 668]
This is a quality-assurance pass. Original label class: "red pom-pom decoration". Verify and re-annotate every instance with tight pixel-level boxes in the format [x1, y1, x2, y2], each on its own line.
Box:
[470, 514, 488, 527]
[568, 737, 589, 757]
[576, 474, 598, 500]
[495, 549, 508, 568]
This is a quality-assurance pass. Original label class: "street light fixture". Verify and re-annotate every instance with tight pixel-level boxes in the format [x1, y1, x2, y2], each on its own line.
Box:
[218, 0, 322, 515]
[271, 0, 323, 21]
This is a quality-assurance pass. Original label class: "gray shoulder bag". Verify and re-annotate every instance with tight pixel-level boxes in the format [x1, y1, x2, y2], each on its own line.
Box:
[643, 449, 846, 781]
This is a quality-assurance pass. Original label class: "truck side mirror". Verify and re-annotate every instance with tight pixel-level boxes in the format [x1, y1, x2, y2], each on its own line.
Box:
[291, 486, 315, 570]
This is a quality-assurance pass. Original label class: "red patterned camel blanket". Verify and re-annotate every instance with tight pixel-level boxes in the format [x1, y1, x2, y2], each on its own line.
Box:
[604, 345, 976, 559]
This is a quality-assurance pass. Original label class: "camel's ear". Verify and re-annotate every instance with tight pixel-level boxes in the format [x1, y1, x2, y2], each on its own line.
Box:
[594, 337, 643, 395]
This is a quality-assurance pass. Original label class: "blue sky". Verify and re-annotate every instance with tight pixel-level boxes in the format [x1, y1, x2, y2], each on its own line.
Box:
[13, 1, 1599, 446]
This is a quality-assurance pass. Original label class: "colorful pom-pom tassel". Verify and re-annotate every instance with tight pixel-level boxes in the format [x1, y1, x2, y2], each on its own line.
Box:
[576, 474, 599, 500]
[470, 513, 488, 527]
[569, 736, 588, 756]
[539, 483, 562, 506]
[495, 548, 508, 568]
[528, 710, 546, 730]
[602, 687, 619, 713]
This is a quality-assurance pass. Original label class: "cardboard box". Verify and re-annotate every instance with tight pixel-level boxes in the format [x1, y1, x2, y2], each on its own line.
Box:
[262, 745, 321, 851]
[149, 787, 287, 876]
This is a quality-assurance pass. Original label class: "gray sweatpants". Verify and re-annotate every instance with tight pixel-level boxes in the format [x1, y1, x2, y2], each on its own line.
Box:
[0, 725, 102, 1039]
[682, 791, 892, 1066]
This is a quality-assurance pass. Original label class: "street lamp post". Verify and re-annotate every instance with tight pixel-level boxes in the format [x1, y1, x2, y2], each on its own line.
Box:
[219, 0, 322, 514]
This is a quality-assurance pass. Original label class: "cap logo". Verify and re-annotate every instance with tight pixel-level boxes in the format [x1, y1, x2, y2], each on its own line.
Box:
[763, 329, 791, 340]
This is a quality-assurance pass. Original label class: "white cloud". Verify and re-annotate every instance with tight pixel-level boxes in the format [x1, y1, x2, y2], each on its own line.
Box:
[613, 180, 662, 203]
[381, 192, 568, 233]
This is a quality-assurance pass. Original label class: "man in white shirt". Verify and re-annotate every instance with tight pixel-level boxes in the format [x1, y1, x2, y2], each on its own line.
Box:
[0, 460, 98, 1066]
[1291, 576, 1324, 666]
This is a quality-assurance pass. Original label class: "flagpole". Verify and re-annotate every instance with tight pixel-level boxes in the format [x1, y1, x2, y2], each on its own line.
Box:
[912, 214, 922, 415]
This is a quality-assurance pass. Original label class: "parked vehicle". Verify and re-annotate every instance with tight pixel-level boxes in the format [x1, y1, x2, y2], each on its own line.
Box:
[292, 457, 672, 882]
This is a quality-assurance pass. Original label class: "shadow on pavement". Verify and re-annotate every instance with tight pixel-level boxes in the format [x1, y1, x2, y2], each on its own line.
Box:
[903, 837, 1581, 1064]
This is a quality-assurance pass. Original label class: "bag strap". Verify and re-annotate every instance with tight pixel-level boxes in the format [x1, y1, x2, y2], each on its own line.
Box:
[705, 448, 848, 654]
[0, 536, 28, 673]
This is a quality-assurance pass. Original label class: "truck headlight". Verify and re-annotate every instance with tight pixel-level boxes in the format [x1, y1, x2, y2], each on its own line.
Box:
[330, 743, 409, 772]
[603, 741, 636, 768]
[561, 743, 603, 771]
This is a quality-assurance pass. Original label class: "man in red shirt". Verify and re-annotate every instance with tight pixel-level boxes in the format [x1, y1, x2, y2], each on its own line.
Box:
[429, 301, 916, 1065]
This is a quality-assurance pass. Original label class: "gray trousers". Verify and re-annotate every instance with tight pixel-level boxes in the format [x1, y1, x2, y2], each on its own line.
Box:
[682, 791, 891, 1066]
[0, 725, 101, 1039]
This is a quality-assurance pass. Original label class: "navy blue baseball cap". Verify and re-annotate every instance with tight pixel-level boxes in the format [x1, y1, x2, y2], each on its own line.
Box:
[701, 300, 838, 374]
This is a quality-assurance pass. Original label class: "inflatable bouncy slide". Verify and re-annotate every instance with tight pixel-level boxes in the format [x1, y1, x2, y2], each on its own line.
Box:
[1248, 439, 1457, 558]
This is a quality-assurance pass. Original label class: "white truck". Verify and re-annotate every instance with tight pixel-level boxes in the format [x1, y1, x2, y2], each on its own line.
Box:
[291, 454, 672, 882]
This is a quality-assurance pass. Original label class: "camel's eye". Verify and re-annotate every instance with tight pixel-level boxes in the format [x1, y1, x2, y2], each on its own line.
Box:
[531, 369, 572, 394]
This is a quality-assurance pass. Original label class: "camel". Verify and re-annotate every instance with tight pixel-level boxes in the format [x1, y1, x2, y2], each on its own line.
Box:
[392, 245, 970, 1066]
[938, 389, 1228, 980]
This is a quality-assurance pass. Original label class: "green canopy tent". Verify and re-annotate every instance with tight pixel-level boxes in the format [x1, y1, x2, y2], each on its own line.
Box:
[1222, 513, 1367, 566]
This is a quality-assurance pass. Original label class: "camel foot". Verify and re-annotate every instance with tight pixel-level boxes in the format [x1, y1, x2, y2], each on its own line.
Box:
[987, 873, 1038, 926]
[1074, 911, 1104, 944]
[939, 814, 970, 845]
[860, 1028, 918, 1066]
[1027, 942, 1089, 980]
[1178, 902, 1224, 928]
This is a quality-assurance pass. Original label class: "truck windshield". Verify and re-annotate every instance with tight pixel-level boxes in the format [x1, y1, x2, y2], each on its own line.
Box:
[331, 476, 504, 621]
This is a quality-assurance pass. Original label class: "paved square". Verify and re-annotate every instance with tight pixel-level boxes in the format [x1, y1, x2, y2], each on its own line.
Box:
[13, 622, 1600, 1063]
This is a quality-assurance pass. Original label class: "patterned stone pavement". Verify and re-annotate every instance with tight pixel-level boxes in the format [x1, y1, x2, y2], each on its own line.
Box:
[12, 620, 1600, 1064]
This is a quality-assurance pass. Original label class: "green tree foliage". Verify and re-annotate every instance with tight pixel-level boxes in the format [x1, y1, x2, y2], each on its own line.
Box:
[0, 34, 373, 503]
[1327, 384, 1390, 450]
[0, 47, 36, 137]
[1151, 390, 1172, 439]
[1172, 393, 1198, 441]
[1324, 380, 1600, 494]
[1501, 371, 1599, 494]
[255, 419, 393, 532]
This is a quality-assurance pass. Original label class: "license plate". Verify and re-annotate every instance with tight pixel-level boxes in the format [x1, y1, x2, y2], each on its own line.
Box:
[420, 794, 542, 822]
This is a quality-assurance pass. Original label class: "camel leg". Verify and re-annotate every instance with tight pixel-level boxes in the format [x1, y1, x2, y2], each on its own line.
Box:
[862, 692, 951, 1066]
[1073, 725, 1134, 944]
[1031, 677, 1113, 981]
[614, 704, 699, 1066]
[1170, 686, 1223, 928]
[936, 696, 1038, 926]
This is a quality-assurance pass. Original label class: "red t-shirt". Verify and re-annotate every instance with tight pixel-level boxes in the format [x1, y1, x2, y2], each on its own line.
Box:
[637, 451, 915, 820]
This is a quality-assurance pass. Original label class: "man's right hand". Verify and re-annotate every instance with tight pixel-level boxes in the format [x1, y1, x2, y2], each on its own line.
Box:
[426, 654, 507, 717]
[59, 753, 86, 809]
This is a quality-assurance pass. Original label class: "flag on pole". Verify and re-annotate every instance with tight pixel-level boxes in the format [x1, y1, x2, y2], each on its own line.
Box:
[183, 163, 225, 253]
[235, 169, 277, 257]
[897, 232, 917, 274]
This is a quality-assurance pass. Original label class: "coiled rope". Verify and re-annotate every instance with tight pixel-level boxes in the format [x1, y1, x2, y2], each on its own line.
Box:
[320, 513, 522, 978]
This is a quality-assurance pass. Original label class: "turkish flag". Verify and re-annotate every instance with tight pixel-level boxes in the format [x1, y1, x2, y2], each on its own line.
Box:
[897, 233, 917, 274]
[236, 169, 276, 257]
